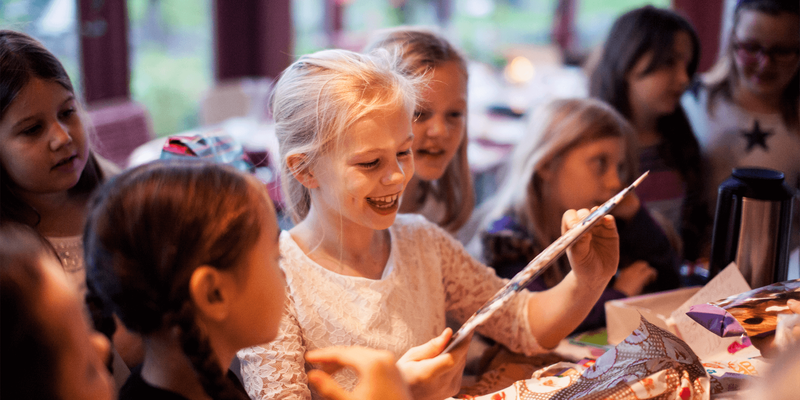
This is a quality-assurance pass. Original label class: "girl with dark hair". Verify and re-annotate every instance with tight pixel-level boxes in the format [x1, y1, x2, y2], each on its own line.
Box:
[683, 0, 799, 208]
[85, 161, 412, 400]
[590, 6, 710, 264]
[0, 29, 112, 295]
[84, 161, 287, 400]
[0, 222, 115, 400]
[364, 28, 475, 235]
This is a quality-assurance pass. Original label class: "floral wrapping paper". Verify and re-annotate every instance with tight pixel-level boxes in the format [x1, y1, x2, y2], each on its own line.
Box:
[458, 317, 710, 400]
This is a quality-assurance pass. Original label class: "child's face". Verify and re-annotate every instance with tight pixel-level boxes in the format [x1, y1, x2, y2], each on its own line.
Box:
[0, 78, 88, 197]
[411, 61, 467, 181]
[545, 137, 627, 213]
[37, 256, 115, 400]
[732, 10, 800, 98]
[626, 31, 694, 121]
[312, 105, 414, 231]
[227, 208, 285, 348]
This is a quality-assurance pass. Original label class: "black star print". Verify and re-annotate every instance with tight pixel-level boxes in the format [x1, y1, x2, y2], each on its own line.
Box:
[741, 120, 772, 152]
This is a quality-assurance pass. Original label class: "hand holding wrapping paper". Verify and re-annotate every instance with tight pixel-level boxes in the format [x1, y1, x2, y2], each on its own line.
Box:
[686, 279, 800, 338]
[443, 172, 648, 354]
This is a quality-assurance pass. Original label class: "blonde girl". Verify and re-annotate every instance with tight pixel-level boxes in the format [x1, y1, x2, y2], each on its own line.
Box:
[475, 98, 680, 332]
[364, 28, 474, 234]
[238, 49, 620, 399]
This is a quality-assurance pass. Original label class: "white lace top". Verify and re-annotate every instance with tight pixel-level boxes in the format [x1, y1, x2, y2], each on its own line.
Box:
[47, 235, 87, 297]
[238, 214, 542, 399]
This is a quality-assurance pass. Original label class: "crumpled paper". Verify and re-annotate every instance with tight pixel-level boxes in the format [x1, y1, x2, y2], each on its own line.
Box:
[686, 279, 800, 338]
[458, 317, 709, 399]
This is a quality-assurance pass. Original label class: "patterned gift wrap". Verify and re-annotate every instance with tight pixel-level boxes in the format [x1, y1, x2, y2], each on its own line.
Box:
[458, 317, 710, 400]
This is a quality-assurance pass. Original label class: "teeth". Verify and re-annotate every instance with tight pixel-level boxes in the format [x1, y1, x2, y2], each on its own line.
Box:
[368, 194, 398, 208]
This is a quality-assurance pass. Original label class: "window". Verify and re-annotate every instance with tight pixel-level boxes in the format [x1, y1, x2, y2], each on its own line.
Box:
[293, 0, 673, 65]
[1, 0, 81, 93]
[128, 0, 212, 136]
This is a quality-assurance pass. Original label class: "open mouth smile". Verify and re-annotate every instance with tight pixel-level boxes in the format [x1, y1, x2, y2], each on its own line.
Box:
[366, 193, 399, 209]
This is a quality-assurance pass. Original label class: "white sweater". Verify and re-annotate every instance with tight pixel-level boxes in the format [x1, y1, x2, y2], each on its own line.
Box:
[238, 214, 542, 399]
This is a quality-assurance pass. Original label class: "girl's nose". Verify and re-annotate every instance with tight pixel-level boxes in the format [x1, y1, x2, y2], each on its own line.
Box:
[606, 169, 623, 191]
[382, 161, 406, 186]
[49, 122, 73, 151]
[426, 115, 446, 138]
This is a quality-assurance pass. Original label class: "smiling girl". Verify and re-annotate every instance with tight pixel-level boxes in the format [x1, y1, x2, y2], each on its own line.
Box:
[364, 28, 474, 234]
[238, 48, 621, 400]
[683, 0, 800, 206]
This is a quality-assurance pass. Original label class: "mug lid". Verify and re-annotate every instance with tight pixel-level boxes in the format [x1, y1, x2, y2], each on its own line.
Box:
[732, 167, 785, 183]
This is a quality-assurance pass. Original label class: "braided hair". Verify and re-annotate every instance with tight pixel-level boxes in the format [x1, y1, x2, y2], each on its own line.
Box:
[85, 161, 273, 400]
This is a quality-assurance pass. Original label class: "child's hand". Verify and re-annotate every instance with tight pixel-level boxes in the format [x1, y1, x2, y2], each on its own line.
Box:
[750, 299, 800, 358]
[395, 328, 470, 400]
[613, 260, 658, 297]
[563, 209, 619, 290]
[306, 346, 412, 400]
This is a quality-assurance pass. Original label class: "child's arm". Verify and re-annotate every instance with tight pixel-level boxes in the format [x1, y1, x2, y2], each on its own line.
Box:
[436, 210, 618, 352]
[238, 294, 312, 400]
[523, 210, 619, 348]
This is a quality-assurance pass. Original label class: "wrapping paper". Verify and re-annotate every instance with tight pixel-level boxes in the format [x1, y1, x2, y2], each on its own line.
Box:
[445, 172, 649, 354]
[702, 358, 767, 396]
[160, 132, 255, 173]
[686, 279, 800, 338]
[458, 317, 709, 399]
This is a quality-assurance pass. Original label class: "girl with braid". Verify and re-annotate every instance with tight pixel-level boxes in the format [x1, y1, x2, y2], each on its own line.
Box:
[85, 161, 411, 400]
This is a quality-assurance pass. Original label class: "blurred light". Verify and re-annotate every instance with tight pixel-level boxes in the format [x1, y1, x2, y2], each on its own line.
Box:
[504, 56, 535, 85]
[37, 0, 75, 36]
[465, 0, 494, 17]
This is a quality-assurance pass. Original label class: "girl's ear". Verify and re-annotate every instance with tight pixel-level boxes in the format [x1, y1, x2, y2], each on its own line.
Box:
[286, 153, 318, 189]
[189, 266, 232, 322]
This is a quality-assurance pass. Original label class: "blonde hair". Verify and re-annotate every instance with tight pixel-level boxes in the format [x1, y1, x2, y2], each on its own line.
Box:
[273, 48, 421, 223]
[481, 98, 637, 285]
[365, 27, 475, 233]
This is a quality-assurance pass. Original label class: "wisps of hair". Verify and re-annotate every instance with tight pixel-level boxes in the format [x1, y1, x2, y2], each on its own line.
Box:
[272, 48, 422, 223]
[85, 161, 271, 400]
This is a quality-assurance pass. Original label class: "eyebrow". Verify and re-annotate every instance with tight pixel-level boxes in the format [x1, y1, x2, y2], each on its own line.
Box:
[10, 94, 76, 130]
[351, 134, 415, 158]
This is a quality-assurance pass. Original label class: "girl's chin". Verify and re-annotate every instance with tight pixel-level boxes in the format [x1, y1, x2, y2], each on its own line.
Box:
[415, 165, 447, 182]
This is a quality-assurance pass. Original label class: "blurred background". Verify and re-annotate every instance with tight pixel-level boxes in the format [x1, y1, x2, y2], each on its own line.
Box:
[2, 0, 729, 138]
